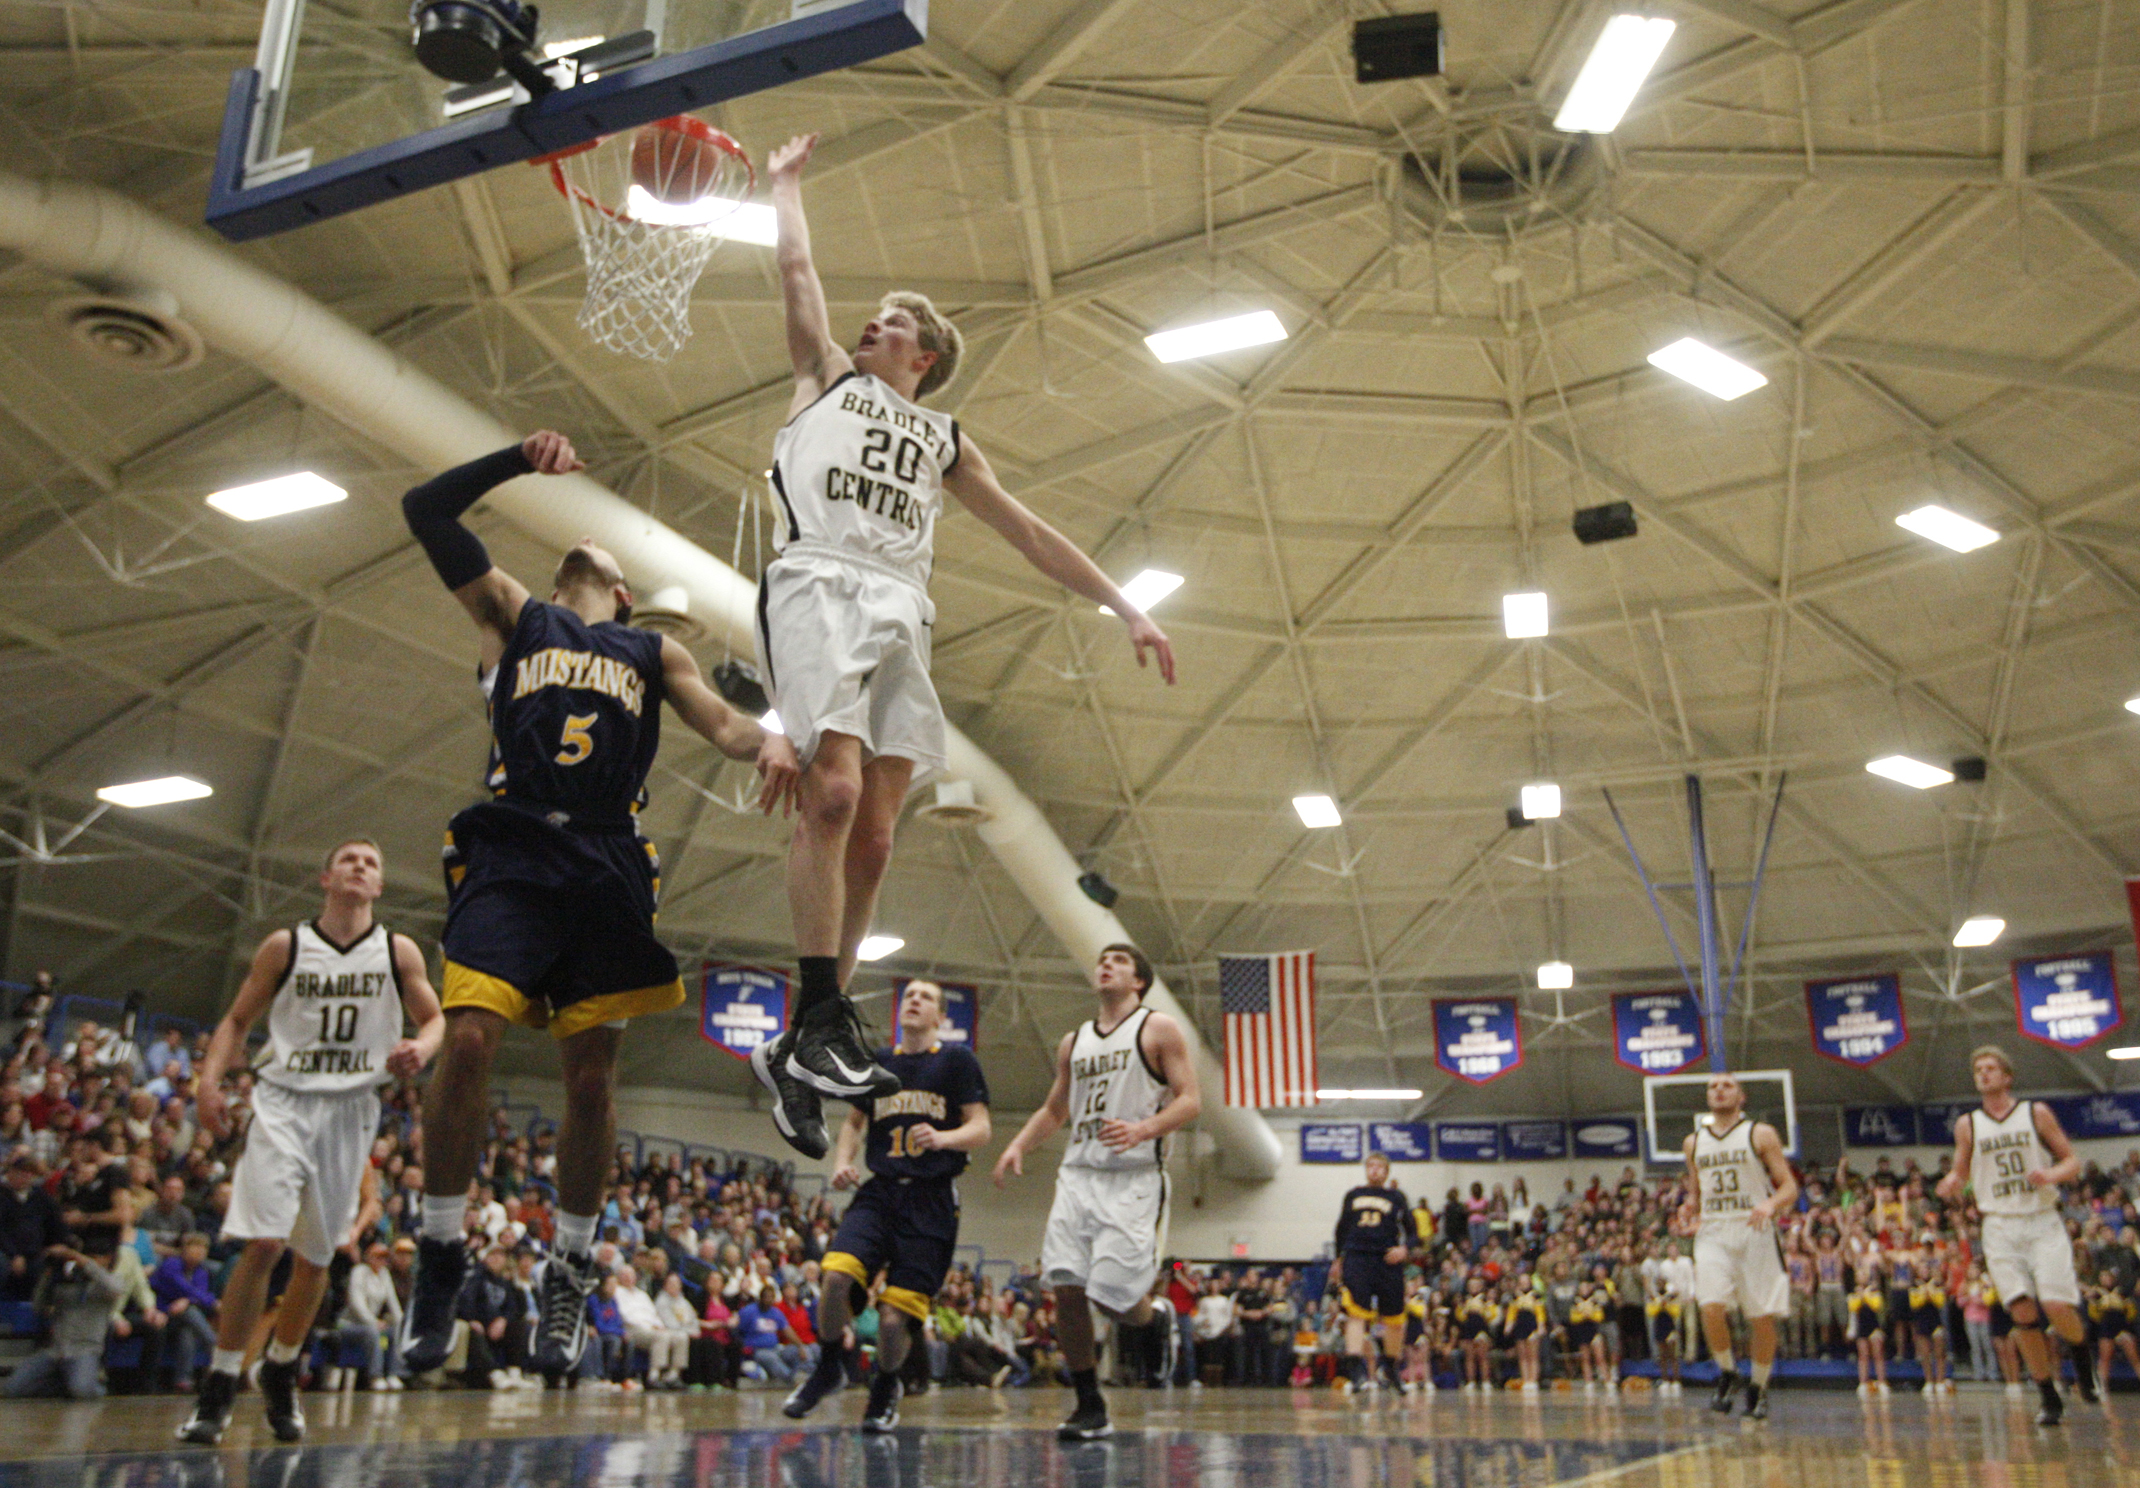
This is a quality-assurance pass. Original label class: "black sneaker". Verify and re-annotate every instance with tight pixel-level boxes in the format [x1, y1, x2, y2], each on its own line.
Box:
[2037, 1379, 2065, 1426]
[752, 1032, 830, 1159]
[176, 1370, 238, 1444]
[1744, 1380, 1768, 1420]
[534, 1249, 602, 1375]
[785, 999, 901, 1101]
[401, 1235, 470, 1374]
[2074, 1345, 2100, 1404]
[260, 1358, 305, 1442]
[1058, 1399, 1113, 1441]
[783, 1353, 845, 1419]
[1710, 1370, 1739, 1414]
[860, 1373, 901, 1434]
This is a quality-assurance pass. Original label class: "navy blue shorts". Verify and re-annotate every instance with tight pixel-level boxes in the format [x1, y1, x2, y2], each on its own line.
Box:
[1340, 1252, 1406, 1322]
[824, 1176, 960, 1319]
[438, 801, 683, 1040]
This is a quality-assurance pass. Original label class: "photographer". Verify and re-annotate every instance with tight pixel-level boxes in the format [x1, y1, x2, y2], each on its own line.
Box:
[1, 1237, 123, 1399]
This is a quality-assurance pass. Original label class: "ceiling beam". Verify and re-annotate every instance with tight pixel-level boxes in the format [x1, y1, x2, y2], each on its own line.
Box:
[1005, 0, 1142, 100]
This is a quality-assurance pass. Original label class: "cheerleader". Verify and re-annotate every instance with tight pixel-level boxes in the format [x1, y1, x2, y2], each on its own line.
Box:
[1503, 1284, 1546, 1393]
[1850, 1255, 1891, 1397]
[2089, 1268, 2140, 1390]
[1908, 1237, 1951, 1395]
[1400, 1278, 1433, 1391]
[1569, 1281, 1614, 1392]
[1456, 1277, 1497, 1392]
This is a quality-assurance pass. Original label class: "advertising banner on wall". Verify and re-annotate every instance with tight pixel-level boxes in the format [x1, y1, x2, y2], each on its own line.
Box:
[1571, 1118, 1641, 1158]
[1503, 1120, 1569, 1159]
[1366, 1122, 1434, 1161]
[700, 966, 788, 1060]
[1806, 974, 1908, 1067]
[1842, 1105, 1920, 1147]
[1301, 1124, 1364, 1164]
[1434, 1123, 1501, 1162]
[1433, 998, 1523, 1084]
[2014, 952, 2122, 1050]
[1611, 991, 1707, 1075]
[2049, 1092, 2140, 1140]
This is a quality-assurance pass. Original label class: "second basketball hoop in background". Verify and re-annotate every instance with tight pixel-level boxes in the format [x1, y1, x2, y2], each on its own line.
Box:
[537, 117, 753, 362]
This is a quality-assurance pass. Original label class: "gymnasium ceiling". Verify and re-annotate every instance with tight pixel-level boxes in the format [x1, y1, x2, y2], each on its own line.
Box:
[4, 0, 2140, 1124]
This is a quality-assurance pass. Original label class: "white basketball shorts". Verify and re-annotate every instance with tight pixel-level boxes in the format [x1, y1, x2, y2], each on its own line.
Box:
[225, 1080, 380, 1266]
[756, 543, 945, 776]
[1693, 1222, 1790, 1318]
[1042, 1164, 1168, 1316]
[1983, 1208, 2080, 1309]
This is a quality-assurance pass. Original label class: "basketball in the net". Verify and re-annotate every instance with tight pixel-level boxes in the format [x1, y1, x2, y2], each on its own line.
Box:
[630, 119, 727, 205]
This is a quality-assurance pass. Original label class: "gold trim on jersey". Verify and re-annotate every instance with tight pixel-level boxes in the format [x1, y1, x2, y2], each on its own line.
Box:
[441, 962, 549, 1032]
[551, 978, 685, 1039]
[439, 964, 683, 1039]
[824, 1252, 871, 1288]
[881, 1286, 932, 1321]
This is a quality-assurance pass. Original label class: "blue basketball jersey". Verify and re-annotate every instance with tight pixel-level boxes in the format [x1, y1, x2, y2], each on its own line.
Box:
[482, 600, 666, 825]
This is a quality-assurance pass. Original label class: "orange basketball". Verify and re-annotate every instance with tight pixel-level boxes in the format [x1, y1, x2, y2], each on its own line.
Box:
[629, 118, 728, 205]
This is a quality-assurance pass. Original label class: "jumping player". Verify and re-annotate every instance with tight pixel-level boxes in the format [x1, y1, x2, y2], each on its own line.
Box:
[780, 978, 990, 1431]
[397, 430, 795, 1379]
[993, 945, 1200, 1440]
[177, 838, 442, 1444]
[749, 132, 1178, 1153]
[1683, 1073, 1797, 1420]
[1934, 1044, 2097, 1424]
[1333, 1151, 1418, 1393]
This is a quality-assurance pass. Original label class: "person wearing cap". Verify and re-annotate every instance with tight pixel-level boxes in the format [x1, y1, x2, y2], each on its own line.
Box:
[1, 1233, 123, 1399]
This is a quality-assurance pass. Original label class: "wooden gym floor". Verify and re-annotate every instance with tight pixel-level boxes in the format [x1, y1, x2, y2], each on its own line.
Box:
[7, 1384, 2139, 1486]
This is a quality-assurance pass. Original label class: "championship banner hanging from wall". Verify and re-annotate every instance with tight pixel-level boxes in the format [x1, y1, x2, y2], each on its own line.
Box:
[893, 977, 979, 1048]
[2013, 951, 2122, 1050]
[1432, 998, 1523, 1084]
[1610, 991, 1706, 1075]
[700, 965, 788, 1060]
[1806, 974, 1909, 1067]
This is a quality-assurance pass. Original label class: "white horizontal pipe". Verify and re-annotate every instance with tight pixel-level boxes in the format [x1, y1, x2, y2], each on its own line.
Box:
[0, 171, 1281, 1180]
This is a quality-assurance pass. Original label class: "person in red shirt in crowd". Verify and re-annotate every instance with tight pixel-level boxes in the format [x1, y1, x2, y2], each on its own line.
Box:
[777, 1283, 819, 1356]
[24, 1069, 70, 1132]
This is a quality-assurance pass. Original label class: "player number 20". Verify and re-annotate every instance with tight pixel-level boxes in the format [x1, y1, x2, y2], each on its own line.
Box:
[316, 1004, 359, 1045]
[859, 427, 925, 485]
[556, 712, 597, 766]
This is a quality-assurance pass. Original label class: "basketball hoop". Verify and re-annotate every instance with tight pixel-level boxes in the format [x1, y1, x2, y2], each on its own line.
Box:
[536, 117, 753, 362]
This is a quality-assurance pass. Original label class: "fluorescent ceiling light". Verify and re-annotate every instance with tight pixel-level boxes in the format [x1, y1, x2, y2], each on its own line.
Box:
[2109, 1046, 2140, 1062]
[1293, 794, 1342, 829]
[760, 710, 784, 736]
[1865, 755, 1954, 790]
[1099, 569, 1185, 616]
[855, 935, 904, 962]
[1520, 783, 1562, 820]
[1144, 310, 1287, 364]
[625, 187, 778, 243]
[1952, 916, 2006, 948]
[96, 776, 212, 809]
[1646, 337, 1768, 401]
[1316, 1088, 1424, 1101]
[1895, 504, 1999, 554]
[2126, 697, 2140, 716]
[206, 472, 347, 522]
[1553, 14, 1677, 133]
[1503, 591, 1549, 639]
[1537, 960, 1574, 990]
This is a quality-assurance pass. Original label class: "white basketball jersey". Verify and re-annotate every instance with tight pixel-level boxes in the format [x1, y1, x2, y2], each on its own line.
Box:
[1062, 1005, 1170, 1172]
[258, 921, 405, 1094]
[1692, 1116, 1772, 1231]
[770, 371, 961, 582]
[1971, 1101, 2056, 1216]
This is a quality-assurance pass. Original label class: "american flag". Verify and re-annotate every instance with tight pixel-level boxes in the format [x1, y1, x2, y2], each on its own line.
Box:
[1219, 951, 1318, 1108]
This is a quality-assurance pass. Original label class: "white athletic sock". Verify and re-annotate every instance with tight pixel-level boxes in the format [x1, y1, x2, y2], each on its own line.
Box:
[266, 1337, 302, 1365]
[554, 1211, 597, 1258]
[422, 1195, 468, 1243]
[212, 1348, 246, 1378]
[1751, 1361, 1772, 1389]
[1713, 1349, 1736, 1374]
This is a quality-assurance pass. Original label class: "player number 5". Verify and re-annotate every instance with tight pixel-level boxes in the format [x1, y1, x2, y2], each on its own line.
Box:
[556, 712, 596, 766]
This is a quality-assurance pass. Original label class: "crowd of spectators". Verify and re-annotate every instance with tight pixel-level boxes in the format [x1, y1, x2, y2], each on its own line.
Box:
[7, 967, 2140, 1400]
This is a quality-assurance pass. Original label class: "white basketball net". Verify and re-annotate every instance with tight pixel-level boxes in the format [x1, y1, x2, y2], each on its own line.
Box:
[542, 120, 751, 362]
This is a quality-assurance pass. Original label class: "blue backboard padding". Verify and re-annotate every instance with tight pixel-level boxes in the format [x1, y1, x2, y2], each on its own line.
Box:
[207, 0, 928, 241]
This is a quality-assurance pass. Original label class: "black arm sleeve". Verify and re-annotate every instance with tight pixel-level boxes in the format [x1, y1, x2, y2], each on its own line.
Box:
[1335, 1189, 1357, 1250]
[401, 444, 535, 590]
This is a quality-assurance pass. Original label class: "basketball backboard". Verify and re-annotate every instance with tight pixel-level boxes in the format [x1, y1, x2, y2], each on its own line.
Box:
[1642, 1069, 1801, 1164]
[206, 0, 925, 240]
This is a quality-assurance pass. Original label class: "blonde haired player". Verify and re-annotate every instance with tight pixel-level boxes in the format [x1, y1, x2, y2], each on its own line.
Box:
[748, 131, 1179, 1155]
[1681, 1072, 1796, 1420]
[1935, 1044, 2095, 1424]
[994, 945, 1200, 1440]
[177, 839, 442, 1444]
